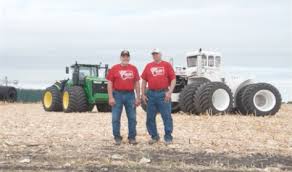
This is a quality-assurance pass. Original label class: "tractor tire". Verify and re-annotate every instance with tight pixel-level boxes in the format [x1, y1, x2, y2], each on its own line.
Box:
[235, 85, 250, 115]
[171, 102, 181, 113]
[198, 82, 233, 115]
[62, 86, 89, 113]
[0, 86, 17, 102]
[178, 80, 209, 114]
[241, 83, 281, 116]
[97, 103, 112, 112]
[88, 104, 95, 112]
[42, 86, 62, 112]
[6, 87, 17, 102]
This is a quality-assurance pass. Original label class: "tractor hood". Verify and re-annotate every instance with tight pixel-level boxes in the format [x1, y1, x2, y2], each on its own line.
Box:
[86, 76, 108, 83]
[175, 66, 197, 76]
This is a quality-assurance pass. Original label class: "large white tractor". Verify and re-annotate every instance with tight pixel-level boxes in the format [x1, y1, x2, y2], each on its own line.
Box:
[142, 49, 282, 116]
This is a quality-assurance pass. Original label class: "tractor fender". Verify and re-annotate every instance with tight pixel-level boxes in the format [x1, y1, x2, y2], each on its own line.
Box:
[53, 80, 69, 92]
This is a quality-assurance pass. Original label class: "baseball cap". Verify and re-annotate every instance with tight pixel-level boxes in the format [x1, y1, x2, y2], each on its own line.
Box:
[151, 48, 161, 55]
[121, 50, 130, 56]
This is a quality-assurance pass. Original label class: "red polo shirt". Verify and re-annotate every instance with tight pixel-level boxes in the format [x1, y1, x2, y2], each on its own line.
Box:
[141, 61, 175, 90]
[106, 64, 140, 91]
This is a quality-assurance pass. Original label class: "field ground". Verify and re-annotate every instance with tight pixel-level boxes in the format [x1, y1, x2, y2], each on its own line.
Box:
[0, 103, 292, 172]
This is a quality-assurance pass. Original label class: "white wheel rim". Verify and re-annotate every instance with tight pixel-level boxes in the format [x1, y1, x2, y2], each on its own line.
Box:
[212, 89, 230, 111]
[253, 90, 276, 112]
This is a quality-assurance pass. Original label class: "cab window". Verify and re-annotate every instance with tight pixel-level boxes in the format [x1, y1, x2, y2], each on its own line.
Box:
[208, 56, 214, 67]
[202, 55, 207, 66]
[215, 56, 221, 67]
[187, 56, 197, 67]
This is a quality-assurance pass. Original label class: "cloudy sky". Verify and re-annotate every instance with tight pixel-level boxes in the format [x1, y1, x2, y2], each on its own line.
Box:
[0, 0, 291, 99]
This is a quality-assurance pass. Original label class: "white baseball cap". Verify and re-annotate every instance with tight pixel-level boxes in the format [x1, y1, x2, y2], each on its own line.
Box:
[151, 48, 161, 54]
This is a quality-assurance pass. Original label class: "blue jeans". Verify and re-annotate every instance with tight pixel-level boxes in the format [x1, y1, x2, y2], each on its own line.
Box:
[112, 91, 137, 140]
[146, 90, 173, 141]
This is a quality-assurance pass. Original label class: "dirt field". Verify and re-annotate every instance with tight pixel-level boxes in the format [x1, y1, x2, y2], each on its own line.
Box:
[0, 103, 292, 172]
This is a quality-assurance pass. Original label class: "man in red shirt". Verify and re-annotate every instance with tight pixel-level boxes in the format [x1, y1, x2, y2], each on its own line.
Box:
[107, 50, 141, 145]
[141, 49, 176, 145]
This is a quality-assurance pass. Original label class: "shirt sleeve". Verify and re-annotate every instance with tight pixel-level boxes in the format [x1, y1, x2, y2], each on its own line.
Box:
[167, 63, 176, 81]
[133, 67, 140, 81]
[141, 65, 148, 81]
[106, 68, 114, 82]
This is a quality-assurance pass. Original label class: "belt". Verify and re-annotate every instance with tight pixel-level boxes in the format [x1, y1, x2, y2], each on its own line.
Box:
[114, 90, 134, 93]
[148, 88, 169, 92]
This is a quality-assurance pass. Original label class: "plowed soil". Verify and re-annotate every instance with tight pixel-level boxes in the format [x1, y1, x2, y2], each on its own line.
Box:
[0, 103, 292, 171]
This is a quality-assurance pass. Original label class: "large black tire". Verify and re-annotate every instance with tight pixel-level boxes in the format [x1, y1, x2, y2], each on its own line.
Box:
[198, 82, 233, 115]
[241, 83, 281, 116]
[171, 102, 181, 113]
[42, 86, 62, 112]
[62, 86, 89, 113]
[235, 85, 250, 115]
[0, 86, 17, 102]
[7, 87, 17, 102]
[178, 80, 209, 114]
[88, 104, 95, 112]
[97, 103, 112, 112]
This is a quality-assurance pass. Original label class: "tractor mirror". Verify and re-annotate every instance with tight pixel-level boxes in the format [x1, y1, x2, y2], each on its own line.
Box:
[65, 67, 69, 74]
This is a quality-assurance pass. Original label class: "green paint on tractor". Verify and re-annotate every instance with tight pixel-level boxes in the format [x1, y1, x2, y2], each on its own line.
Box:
[42, 62, 111, 113]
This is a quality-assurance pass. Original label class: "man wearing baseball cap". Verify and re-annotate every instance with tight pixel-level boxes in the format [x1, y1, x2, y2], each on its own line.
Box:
[141, 49, 176, 145]
[106, 50, 141, 145]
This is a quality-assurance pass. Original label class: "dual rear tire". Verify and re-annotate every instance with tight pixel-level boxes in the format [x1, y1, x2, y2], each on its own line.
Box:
[42, 86, 62, 112]
[236, 83, 281, 116]
[42, 86, 111, 113]
[179, 81, 233, 115]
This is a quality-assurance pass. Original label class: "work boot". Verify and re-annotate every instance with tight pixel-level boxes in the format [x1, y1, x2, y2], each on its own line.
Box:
[114, 137, 122, 146]
[164, 140, 173, 145]
[148, 138, 159, 145]
[129, 139, 138, 145]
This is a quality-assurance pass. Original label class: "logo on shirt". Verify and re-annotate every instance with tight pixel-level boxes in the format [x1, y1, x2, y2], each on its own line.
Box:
[150, 67, 165, 76]
[119, 70, 134, 80]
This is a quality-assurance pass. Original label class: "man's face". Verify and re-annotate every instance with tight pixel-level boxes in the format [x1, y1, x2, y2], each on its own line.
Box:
[152, 53, 161, 62]
[120, 54, 130, 65]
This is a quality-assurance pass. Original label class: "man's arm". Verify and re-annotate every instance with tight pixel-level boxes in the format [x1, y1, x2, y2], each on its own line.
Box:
[168, 79, 176, 93]
[107, 81, 115, 106]
[141, 79, 148, 103]
[165, 79, 176, 102]
[134, 80, 141, 106]
[165, 63, 176, 102]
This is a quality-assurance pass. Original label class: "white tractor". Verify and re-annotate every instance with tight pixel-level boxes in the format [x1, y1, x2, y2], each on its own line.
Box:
[142, 49, 282, 116]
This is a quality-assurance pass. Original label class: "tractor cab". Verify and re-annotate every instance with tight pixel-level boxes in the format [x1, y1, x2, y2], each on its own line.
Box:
[183, 49, 222, 77]
[66, 63, 109, 86]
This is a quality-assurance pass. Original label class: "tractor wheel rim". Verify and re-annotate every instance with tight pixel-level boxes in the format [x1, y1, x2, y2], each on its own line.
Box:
[44, 91, 53, 108]
[63, 91, 69, 110]
[212, 89, 230, 111]
[253, 90, 276, 112]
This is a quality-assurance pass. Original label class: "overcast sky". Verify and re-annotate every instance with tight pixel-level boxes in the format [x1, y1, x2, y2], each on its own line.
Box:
[0, 0, 291, 95]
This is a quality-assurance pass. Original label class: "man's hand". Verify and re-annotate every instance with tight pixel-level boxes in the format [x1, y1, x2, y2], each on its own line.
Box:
[109, 97, 116, 106]
[141, 94, 148, 104]
[164, 91, 172, 102]
[135, 98, 141, 107]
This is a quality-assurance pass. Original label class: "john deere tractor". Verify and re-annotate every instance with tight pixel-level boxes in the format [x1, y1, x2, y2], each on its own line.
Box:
[42, 62, 111, 113]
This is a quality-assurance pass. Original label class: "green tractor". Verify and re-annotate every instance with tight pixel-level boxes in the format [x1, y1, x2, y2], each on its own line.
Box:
[42, 62, 111, 113]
